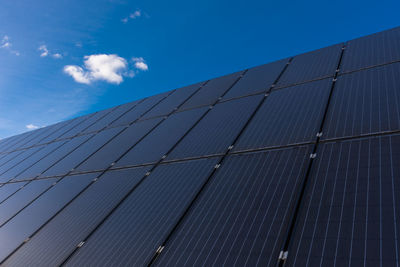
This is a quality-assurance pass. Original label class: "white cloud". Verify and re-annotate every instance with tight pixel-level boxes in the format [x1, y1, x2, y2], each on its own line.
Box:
[122, 9, 142, 23]
[39, 45, 49, 57]
[26, 124, 40, 130]
[1, 35, 20, 56]
[64, 54, 129, 84]
[132, 57, 148, 71]
[52, 53, 62, 59]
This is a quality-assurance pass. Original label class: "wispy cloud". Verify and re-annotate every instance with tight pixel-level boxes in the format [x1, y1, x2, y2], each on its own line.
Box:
[38, 44, 63, 59]
[122, 9, 142, 23]
[1, 35, 20, 56]
[26, 124, 40, 130]
[132, 57, 148, 71]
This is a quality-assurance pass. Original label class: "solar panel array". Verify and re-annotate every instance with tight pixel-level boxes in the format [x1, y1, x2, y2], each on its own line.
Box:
[0, 27, 400, 266]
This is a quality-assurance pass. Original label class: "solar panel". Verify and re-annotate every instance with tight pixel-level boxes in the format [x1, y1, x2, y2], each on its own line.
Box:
[2, 127, 48, 153]
[12, 134, 92, 181]
[223, 59, 288, 100]
[0, 178, 57, 226]
[153, 146, 311, 267]
[284, 134, 400, 266]
[341, 27, 400, 73]
[0, 141, 66, 182]
[74, 118, 162, 172]
[114, 107, 208, 167]
[64, 157, 220, 266]
[39, 127, 124, 178]
[142, 82, 204, 119]
[322, 63, 400, 140]
[0, 182, 27, 203]
[0, 172, 98, 263]
[166, 94, 264, 160]
[110, 92, 172, 127]
[38, 116, 88, 145]
[276, 44, 342, 88]
[81, 101, 141, 134]
[233, 78, 331, 152]
[2, 166, 152, 266]
[179, 71, 244, 110]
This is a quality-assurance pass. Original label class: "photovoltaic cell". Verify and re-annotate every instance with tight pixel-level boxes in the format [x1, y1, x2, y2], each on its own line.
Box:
[13, 134, 92, 181]
[0, 178, 57, 226]
[285, 135, 400, 266]
[167, 94, 264, 160]
[39, 127, 123, 178]
[3, 166, 152, 266]
[233, 79, 331, 152]
[341, 27, 400, 73]
[276, 44, 342, 88]
[114, 107, 208, 167]
[154, 146, 311, 267]
[0, 182, 28, 203]
[74, 118, 162, 172]
[222, 59, 288, 100]
[0, 172, 97, 263]
[110, 92, 171, 127]
[142, 82, 204, 119]
[323, 63, 400, 140]
[3, 128, 47, 152]
[0, 141, 66, 182]
[179, 71, 244, 110]
[81, 101, 140, 133]
[64, 157, 220, 267]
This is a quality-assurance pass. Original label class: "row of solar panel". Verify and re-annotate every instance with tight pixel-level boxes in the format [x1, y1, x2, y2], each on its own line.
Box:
[1, 60, 400, 182]
[0, 133, 399, 266]
[1, 26, 400, 154]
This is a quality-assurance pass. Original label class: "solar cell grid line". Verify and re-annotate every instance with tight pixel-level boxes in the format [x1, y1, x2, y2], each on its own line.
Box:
[322, 62, 400, 141]
[0, 140, 67, 183]
[341, 26, 400, 74]
[222, 58, 289, 100]
[141, 81, 207, 120]
[109, 91, 174, 128]
[275, 43, 343, 88]
[276, 43, 346, 266]
[284, 135, 400, 267]
[0, 172, 99, 263]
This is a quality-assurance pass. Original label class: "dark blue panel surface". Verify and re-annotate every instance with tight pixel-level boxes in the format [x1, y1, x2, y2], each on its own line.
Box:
[57, 109, 113, 140]
[4, 166, 151, 266]
[223, 59, 288, 100]
[0, 141, 66, 182]
[19, 121, 71, 149]
[179, 71, 244, 110]
[285, 135, 400, 266]
[167, 94, 264, 160]
[0, 178, 56, 226]
[0, 150, 25, 169]
[276, 44, 342, 87]
[154, 146, 311, 267]
[142, 82, 204, 119]
[323, 63, 400, 140]
[39, 127, 123, 177]
[64, 157, 220, 267]
[13, 135, 92, 181]
[110, 92, 171, 127]
[3, 127, 48, 152]
[341, 27, 400, 72]
[75, 118, 162, 172]
[233, 79, 331, 152]
[82, 101, 140, 133]
[0, 182, 26, 203]
[0, 172, 97, 262]
[114, 107, 208, 167]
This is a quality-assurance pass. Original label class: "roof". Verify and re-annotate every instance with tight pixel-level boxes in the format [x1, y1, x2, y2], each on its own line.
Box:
[0, 26, 400, 266]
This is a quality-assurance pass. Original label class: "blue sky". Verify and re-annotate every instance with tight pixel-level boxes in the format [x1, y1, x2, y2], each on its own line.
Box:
[0, 0, 399, 138]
